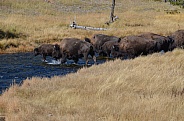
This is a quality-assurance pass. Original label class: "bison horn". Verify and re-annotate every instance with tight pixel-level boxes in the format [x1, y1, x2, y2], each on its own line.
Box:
[118, 38, 121, 43]
[54, 44, 58, 48]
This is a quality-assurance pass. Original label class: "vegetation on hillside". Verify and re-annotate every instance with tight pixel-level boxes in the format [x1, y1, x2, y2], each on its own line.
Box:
[168, 0, 184, 7]
[0, 0, 184, 53]
[153, 0, 184, 7]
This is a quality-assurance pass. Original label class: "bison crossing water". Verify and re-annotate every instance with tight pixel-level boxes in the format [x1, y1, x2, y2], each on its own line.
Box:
[34, 30, 184, 64]
[0, 30, 183, 94]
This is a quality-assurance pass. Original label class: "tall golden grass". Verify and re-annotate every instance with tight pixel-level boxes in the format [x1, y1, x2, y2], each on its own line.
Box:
[0, 0, 184, 53]
[1, 0, 184, 120]
[0, 49, 184, 120]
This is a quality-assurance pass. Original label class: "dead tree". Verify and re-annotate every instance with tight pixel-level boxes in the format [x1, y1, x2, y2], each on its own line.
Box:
[110, 0, 115, 23]
[70, 21, 108, 31]
[106, 0, 118, 25]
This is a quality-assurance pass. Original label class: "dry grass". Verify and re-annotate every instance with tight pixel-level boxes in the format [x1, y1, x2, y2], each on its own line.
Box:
[0, 0, 184, 53]
[0, 49, 184, 120]
[1, 0, 184, 120]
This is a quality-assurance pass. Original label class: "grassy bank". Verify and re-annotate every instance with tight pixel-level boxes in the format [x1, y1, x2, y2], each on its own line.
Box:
[0, 0, 184, 53]
[1, 0, 184, 120]
[0, 49, 184, 120]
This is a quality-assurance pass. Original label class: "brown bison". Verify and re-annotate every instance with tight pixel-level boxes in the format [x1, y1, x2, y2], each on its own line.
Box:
[111, 35, 157, 59]
[100, 40, 120, 57]
[137, 32, 174, 52]
[90, 34, 121, 55]
[169, 30, 184, 49]
[53, 38, 96, 65]
[34, 44, 60, 62]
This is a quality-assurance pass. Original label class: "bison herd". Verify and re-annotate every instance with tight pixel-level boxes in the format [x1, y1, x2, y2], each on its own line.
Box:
[34, 30, 184, 65]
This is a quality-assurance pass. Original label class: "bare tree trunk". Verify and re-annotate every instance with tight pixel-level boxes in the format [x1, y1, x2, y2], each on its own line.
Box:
[105, 0, 118, 25]
[110, 0, 115, 23]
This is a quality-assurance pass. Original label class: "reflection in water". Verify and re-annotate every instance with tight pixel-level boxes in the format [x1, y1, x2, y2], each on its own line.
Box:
[0, 52, 105, 94]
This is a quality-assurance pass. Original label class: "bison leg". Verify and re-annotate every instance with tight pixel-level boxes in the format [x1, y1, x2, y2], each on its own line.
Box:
[73, 57, 79, 64]
[34, 48, 39, 56]
[60, 54, 67, 64]
[89, 51, 97, 64]
[99, 51, 107, 57]
[92, 56, 97, 64]
[83, 53, 89, 65]
[42, 54, 47, 62]
[107, 50, 111, 58]
[61, 59, 66, 64]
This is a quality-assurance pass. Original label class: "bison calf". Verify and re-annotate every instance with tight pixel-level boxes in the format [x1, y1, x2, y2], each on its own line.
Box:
[34, 44, 60, 62]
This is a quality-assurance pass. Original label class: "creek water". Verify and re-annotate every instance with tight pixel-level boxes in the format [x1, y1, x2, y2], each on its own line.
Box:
[0, 52, 105, 94]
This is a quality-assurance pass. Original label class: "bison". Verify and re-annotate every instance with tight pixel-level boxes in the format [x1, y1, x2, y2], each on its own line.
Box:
[137, 32, 174, 52]
[53, 38, 96, 65]
[34, 44, 61, 62]
[169, 30, 184, 49]
[90, 34, 121, 55]
[111, 35, 157, 59]
[99, 40, 120, 57]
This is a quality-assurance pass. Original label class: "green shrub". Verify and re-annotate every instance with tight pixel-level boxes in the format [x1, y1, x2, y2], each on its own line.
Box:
[168, 0, 184, 8]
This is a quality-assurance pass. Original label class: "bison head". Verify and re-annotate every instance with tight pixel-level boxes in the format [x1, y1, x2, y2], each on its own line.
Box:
[33, 48, 39, 56]
[111, 45, 128, 59]
[167, 36, 176, 51]
[111, 45, 122, 58]
[52, 44, 62, 60]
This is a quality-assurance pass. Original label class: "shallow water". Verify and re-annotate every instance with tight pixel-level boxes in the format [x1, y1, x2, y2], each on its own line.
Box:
[0, 52, 105, 94]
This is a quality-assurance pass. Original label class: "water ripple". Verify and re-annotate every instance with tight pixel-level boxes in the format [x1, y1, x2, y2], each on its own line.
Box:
[0, 52, 105, 94]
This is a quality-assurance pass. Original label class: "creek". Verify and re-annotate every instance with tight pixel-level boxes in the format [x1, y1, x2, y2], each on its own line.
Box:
[0, 52, 105, 94]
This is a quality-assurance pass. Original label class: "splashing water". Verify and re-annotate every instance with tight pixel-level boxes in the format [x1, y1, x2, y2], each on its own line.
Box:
[47, 59, 61, 65]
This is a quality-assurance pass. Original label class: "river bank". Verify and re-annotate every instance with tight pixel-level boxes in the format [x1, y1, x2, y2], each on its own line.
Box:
[0, 49, 184, 120]
[1, 0, 184, 120]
